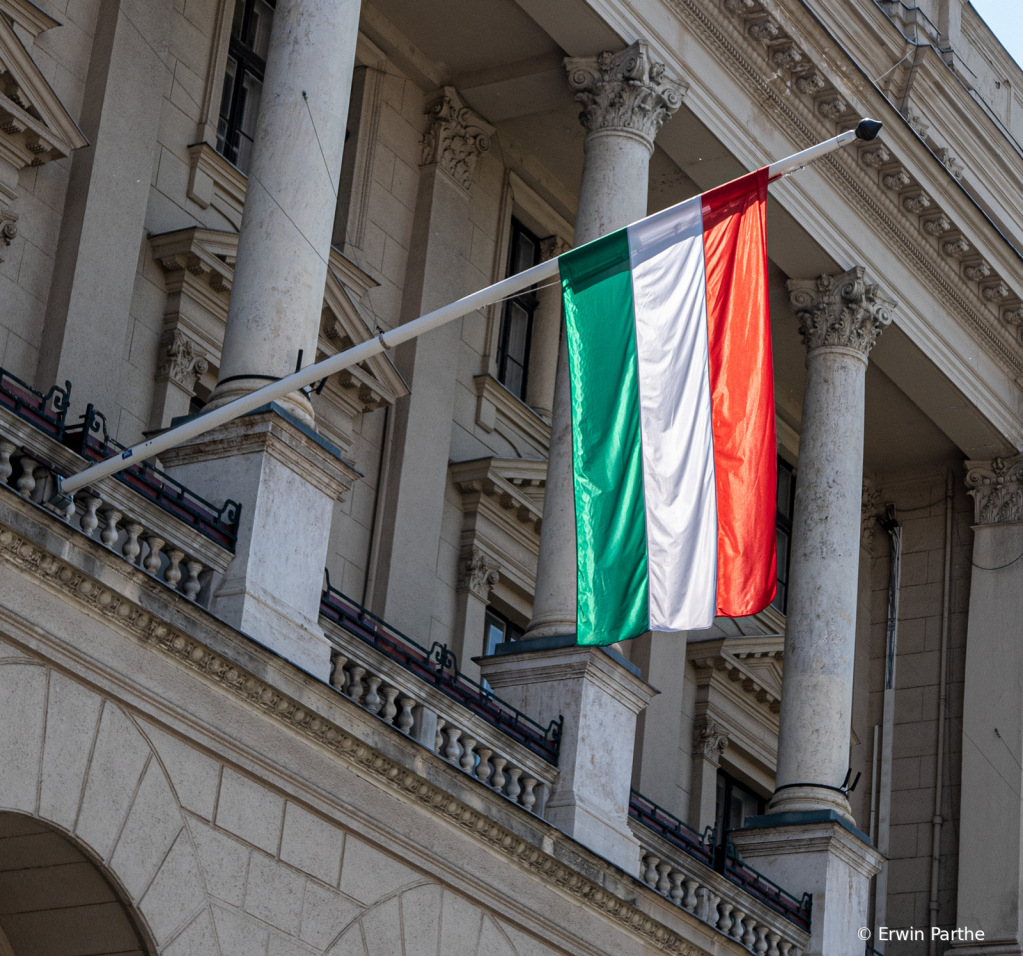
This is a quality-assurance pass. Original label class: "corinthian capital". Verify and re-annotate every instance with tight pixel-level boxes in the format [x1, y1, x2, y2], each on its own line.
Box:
[693, 718, 729, 765]
[156, 329, 209, 393]
[457, 547, 500, 600]
[966, 455, 1023, 525]
[787, 267, 896, 358]
[420, 87, 495, 190]
[565, 40, 686, 147]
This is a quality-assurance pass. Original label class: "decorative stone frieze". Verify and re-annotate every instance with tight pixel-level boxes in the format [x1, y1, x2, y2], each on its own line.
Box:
[902, 192, 932, 214]
[982, 282, 1010, 302]
[723, 0, 757, 14]
[565, 41, 686, 147]
[788, 268, 896, 358]
[942, 236, 971, 259]
[860, 145, 891, 168]
[747, 19, 779, 42]
[817, 95, 847, 120]
[795, 73, 826, 95]
[1003, 307, 1023, 328]
[156, 330, 209, 393]
[923, 214, 953, 236]
[692, 719, 730, 764]
[966, 456, 1023, 525]
[882, 169, 912, 191]
[904, 106, 930, 137]
[964, 260, 992, 281]
[771, 45, 805, 73]
[457, 546, 500, 600]
[420, 87, 494, 190]
[936, 146, 965, 180]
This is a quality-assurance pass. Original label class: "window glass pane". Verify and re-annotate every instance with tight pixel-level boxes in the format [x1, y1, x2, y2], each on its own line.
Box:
[503, 359, 524, 399]
[776, 528, 789, 582]
[247, 0, 275, 60]
[777, 465, 793, 517]
[512, 231, 537, 275]
[505, 301, 530, 365]
[235, 71, 263, 173]
[216, 57, 239, 160]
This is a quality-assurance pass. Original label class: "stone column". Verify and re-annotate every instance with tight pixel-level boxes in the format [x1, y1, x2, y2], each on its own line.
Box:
[525, 42, 684, 640]
[525, 236, 570, 422]
[452, 547, 500, 682]
[203, 0, 360, 425]
[372, 89, 494, 637]
[162, 0, 362, 680]
[769, 269, 894, 818]
[957, 456, 1023, 950]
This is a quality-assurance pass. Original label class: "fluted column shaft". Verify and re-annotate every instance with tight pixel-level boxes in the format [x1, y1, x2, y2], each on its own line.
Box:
[771, 268, 894, 819]
[526, 42, 685, 639]
[206, 0, 360, 425]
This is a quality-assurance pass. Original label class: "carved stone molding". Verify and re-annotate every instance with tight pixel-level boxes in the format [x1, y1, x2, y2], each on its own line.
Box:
[457, 546, 500, 600]
[966, 455, 1023, 525]
[0, 516, 705, 956]
[861, 478, 882, 548]
[156, 330, 209, 393]
[565, 40, 686, 147]
[693, 719, 730, 764]
[539, 235, 571, 263]
[420, 87, 494, 190]
[787, 267, 896, 358]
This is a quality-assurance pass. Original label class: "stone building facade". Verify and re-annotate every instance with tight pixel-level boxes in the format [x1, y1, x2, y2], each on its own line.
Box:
[1, 0, 1022, 954]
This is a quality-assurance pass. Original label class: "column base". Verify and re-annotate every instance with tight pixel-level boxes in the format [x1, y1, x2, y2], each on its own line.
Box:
[730, 811, 882, 956]
[544, 793, 643, 872]
[204, 377, 315, 428]
[768, 783, 855, 823]
[162, 403, 358, 680]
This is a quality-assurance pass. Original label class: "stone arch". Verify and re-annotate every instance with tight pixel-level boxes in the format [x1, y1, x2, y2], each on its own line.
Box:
[0, 657, 214, 955]
[325, 883, 556, 956]
[0, 811, 154, 956]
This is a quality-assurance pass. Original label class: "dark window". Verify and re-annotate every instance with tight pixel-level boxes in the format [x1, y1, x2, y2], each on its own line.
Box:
[714, 770, 765, 842]
[496, 219, 541, 400]
[216, 0, 276, 174]
[483, 606, 524, 657]
[772, 457, 795, 613]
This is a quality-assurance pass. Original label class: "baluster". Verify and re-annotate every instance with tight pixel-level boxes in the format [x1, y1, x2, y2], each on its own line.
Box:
[183, 559, 203, 600]
[778, 944, 793, 956]
[459, 736, 477, 773]
[381, 686, 399, 724]
[121, 521, 143, 564]
[80, 494, 102, 537]
[655, 860, 672, 895]
[142, 535, 165, 574]
[32, 464, 51, 503]
[730, 910, 746, 942]
[766, 932, 781, 956]
[475, 748, 493, 785]
[717, 901, 734, 934]
[100, 508, 122, 548]
[683, 879, 699, 913]
[330, 654, 348, 692]
[505, 766, 522, 803]
[347, 666, 366, 704]
[742, 916, 757, 949]
[521, 775, 537, 811]
[708, 894, 722, 931]
[643, 854, 659, 886]
[443, 726, 463, 763]
[0, 440, 15, 483]
[397, 696, 415, 734]
[164, 548, 184, 588]
[364, 675, 383, 714]
[695, 886, 710, 922]
[669, 871, 684, 904]
[754, 925, 769, 955]
[490, 756, 507, 792]
[15, 456, 37, 497]
[434, 717, 446, 752]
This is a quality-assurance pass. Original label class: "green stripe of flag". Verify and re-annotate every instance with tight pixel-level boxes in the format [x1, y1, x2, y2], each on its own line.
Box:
[560, 228, 650, 646]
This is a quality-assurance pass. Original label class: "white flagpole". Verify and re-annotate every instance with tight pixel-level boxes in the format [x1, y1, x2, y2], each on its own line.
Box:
[51, 118, 882, 507]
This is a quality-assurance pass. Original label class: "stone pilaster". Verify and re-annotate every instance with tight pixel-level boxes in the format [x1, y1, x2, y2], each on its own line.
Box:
[772, 267, 895, 819]
[525, 236, 570, 423]
[689, 718, 729, 833]
[956, 455, 1023, 953]
[525, 42, 683, 641]
[372, 89, 493, 638]
[204, 0, 360, 425]
[452, 546, 500, 680]
[151, 330, 209, 429]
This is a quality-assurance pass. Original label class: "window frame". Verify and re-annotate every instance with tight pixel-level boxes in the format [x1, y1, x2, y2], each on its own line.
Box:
[495, 218, 541, 401]
[773, 456, 796, 614]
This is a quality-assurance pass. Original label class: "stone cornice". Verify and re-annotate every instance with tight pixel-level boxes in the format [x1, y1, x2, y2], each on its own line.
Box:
[0, 505, 713, 956]
[656, 0, 1023, 391]
[0, 0, 60, 37]
[687, 634, 784, 716]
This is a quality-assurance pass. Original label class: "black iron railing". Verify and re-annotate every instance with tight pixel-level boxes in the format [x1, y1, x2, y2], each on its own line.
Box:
[61, 405, 241, 550]
[629, 790, 812, 931]
[0, 368, 73, 440]
[0, 365, 240, 551]
[320, 573, 562, 765]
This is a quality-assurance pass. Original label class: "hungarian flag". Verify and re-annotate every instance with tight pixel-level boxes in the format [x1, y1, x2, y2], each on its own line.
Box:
[561, 168, 776, 647]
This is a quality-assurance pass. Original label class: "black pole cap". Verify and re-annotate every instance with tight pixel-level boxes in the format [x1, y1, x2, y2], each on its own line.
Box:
[855, 118, 883, 141]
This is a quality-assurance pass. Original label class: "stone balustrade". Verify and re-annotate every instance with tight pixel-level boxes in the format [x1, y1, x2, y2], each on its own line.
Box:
[630, 794, 810, 956]
[321, 589, 559, 815]
[0, 371, 236, 607]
